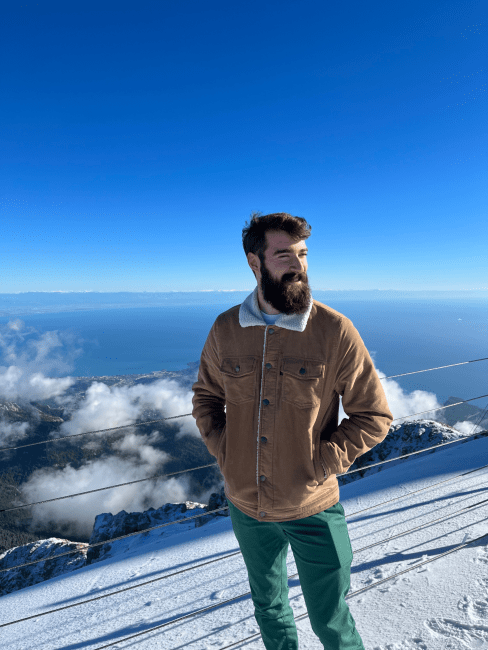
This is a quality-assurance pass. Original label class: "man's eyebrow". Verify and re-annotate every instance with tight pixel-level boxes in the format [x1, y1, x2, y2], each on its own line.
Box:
[272, 247, 308, 255]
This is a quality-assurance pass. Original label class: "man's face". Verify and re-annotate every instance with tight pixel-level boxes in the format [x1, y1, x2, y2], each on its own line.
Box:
[251, 231, 311, 314]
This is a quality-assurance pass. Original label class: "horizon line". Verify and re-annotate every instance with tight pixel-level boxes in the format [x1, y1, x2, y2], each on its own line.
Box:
[2, 288, 488, 295]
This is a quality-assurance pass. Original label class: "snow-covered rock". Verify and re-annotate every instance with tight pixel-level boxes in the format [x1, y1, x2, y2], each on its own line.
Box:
[0, 489, 229, 596]
[0, 538, 87, 597]
[87, 500, 209, 564]
[2, 420, 482, 599]
[340, 419, 477, 484]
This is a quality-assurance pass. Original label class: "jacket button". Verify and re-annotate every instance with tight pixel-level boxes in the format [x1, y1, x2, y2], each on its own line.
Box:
[299, 367, 306, 374]
[260, 511, 266, 517]
[260, 436, 267, 443]
[263, 399, 269, 406]
[268, 328, 274, 334]
[235, 366, 240, 372]
[265, 363, 272, 369]
[260, 475, 266, 482]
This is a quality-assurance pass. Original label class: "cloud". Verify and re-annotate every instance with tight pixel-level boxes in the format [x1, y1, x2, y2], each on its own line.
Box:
[452, 420, 483, 435]
[338, 368, 443, 425]
[0, 418, 30, 445]
[19, 377, 201, 538]
[20, 452, 191, 539]
[1, 320, 208, 539]
[377, 369, 442, 423]
[58, 377, 198, 439]
[0, 320, 80, 401]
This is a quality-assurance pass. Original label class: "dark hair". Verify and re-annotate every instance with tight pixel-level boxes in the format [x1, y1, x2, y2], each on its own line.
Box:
[242, 212, 312, 262]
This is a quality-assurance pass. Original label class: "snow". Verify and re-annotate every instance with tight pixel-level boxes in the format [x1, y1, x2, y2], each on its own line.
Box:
[0, 434, 487, 650]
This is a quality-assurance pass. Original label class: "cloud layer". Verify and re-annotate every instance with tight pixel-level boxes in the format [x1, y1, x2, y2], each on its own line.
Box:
[338, 368, 443, 425]
[58, 377, 198, 440]
[4, 319, 468, 541]
[0, 319, 80, 401]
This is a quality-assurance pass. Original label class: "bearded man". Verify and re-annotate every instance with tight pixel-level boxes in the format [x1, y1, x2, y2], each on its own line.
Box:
[192, 212, 393, 650]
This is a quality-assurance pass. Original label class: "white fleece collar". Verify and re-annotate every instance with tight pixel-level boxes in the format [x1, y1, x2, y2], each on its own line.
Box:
[239, 286, 313, 332]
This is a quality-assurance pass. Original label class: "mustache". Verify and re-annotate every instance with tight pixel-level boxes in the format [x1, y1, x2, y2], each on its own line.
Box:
[282, 272, 307, 283]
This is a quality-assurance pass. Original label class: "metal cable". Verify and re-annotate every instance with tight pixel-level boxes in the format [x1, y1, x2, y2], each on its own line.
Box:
[59, 530, 488, 650]
[346, 462, 488, 519]
[218, 532, 488, 650]
[390, 393, 488, 422]
[0, 413, 193, 453]
[379, 356, 488, 380]
[345, 428, 487, 476]
[3, 417, 485, 516]
[1, 356, 487, 454]
[470, 401, 488, 436]
[352, 496, 488, 554]
[4, 460, 487, 576]
[0, 505, 229, 575]
[0, 462, 217, 514]
[3, 490, 486, 629]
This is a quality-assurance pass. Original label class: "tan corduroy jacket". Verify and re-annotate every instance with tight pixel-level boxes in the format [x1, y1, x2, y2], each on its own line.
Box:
[192, 287, 393, 521]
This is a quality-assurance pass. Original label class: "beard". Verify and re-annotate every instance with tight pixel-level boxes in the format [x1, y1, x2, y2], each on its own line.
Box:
[260, 259, 312, 315]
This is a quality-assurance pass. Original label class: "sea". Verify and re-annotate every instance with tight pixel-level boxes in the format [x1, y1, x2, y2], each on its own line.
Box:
[0, 291, 487, 405]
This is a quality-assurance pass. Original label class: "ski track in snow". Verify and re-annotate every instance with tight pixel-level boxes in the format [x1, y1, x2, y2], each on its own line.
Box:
[0, 437, 487, 650]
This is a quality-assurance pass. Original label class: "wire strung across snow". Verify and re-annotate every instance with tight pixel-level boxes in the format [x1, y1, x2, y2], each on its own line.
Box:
[0, 505, 229, 576]
[1, 356, 487, 454]
[217, 532, 488, 650]
[3, 491, 487, 630]
[3, 505, 486, 634]
[2, 461, 487, 626]
[2, 410, 486, 516]
[3, 461, 488, 577]
[27, 529, 487, 650]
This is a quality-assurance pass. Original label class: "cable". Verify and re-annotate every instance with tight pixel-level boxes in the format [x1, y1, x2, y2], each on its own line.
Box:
[4, 460, 488, 577]
[0, 462, 217, 514]
[0, 505, 229, 575]
[0, 413, 193, 453]
[3, 490, 486, 629]
[1, 356, 487, 453]
[345, 428, 488, 476]
[0, 549, 243, 629]
[352, 496, 488, 555]
[2, 413, 486, 516]
[470, 400, 488, 435]
[5, 416, 486, 516]
[379, 356, 488, 380]
[390, 393, 488, 422]
[62, 530, 488, 650]
[218, 532, 488, 650]
[346, 462, 488, 519]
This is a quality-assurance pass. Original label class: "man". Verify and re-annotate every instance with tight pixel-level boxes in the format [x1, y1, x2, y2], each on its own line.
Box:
[192, 212, 393, 649]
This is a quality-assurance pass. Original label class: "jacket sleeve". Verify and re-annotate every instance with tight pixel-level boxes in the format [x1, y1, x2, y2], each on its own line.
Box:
[319, 319, 393, 478]
[191, 322, 227, 458]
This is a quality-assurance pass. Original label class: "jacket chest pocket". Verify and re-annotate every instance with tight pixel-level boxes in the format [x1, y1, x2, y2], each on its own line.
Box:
[281, 358, 325, 409]
[220, 356, 258, 405]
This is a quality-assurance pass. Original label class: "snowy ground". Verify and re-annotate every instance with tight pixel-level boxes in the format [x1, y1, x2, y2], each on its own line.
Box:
[1, 435, 487, 650]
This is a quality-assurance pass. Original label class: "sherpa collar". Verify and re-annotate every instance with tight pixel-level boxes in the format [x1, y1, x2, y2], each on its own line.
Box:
[238, 286, 313, 333]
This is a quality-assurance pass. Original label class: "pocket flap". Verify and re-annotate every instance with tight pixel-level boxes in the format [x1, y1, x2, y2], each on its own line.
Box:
[282, 358, 324, 379]
[220, 356, 257, 377]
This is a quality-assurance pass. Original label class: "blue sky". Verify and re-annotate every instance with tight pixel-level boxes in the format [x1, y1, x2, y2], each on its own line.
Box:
[1, 0, 486, 292]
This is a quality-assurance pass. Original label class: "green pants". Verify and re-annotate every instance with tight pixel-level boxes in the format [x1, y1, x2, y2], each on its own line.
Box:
[228, 500, 364, 650]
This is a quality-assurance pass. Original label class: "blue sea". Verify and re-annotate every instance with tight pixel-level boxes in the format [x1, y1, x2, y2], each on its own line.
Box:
[0, 292, 487, 405]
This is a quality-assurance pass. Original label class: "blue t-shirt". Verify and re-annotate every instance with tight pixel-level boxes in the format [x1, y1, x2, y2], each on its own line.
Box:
[260, 310, 280, 325]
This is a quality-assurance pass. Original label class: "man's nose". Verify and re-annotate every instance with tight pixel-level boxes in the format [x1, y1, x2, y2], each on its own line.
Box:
[289, 255, 305, 272]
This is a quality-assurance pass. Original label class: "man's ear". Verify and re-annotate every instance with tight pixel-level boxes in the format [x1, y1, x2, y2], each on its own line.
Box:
[247, 252, 260, 275]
